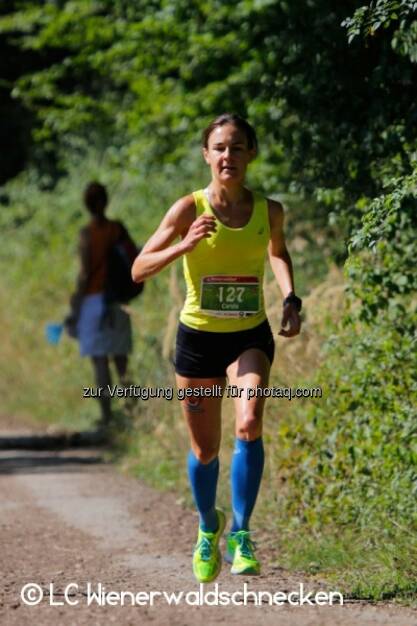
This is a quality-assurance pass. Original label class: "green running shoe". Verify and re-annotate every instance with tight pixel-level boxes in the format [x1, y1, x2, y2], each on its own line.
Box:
[192, 509, 226, 583]
[225, 530, 260, 575]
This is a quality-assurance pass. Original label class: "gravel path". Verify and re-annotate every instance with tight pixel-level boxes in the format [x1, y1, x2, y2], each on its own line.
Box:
[1, 431, 416, 626]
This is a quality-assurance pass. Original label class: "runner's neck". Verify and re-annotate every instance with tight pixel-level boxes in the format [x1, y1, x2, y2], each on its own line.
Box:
[206, 182, 248, 208]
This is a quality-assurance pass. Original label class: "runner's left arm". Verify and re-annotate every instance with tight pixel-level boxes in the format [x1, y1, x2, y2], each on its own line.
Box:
[267, 199, 301, 337]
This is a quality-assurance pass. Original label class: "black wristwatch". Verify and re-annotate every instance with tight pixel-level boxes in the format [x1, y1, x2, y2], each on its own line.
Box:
[283, 293, 302, 312]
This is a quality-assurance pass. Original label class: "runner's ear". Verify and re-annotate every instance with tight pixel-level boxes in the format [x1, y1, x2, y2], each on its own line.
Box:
[247, 147, 257, 163]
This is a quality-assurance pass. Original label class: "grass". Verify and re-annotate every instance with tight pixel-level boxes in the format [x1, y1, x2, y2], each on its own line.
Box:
[269, 525, 417, 604]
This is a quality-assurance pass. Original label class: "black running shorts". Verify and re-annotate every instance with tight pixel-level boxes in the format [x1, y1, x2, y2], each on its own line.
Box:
[174, 319, 275, 378]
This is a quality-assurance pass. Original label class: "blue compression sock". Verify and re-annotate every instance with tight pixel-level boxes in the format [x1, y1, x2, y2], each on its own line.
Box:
[230, 437, 265, 532]
[187, 450, 219, 532]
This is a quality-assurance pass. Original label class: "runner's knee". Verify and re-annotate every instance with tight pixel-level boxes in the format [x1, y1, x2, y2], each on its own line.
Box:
[236, 408, 263, 440]
[192, 445, 219, 464]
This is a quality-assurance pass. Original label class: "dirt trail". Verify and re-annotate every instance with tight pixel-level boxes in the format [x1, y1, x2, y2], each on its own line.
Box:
[1, 430, 416, 626]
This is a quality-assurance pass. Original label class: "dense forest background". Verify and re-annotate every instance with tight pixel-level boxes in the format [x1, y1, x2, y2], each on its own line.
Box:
[0, 0, 416, 600]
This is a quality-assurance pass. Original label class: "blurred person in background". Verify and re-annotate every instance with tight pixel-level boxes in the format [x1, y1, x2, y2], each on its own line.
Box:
[66, 182, 135, 429]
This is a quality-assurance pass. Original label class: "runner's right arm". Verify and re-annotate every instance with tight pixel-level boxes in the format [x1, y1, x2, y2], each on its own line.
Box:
[131, 195, 216, 282]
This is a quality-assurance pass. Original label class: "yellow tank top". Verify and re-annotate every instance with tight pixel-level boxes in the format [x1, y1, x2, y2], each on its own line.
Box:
[179, 189, 270, 332]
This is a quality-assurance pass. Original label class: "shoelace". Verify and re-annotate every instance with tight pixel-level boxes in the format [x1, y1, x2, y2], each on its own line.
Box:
[198, 535, 214, 561]
[235, 531, 256, 559]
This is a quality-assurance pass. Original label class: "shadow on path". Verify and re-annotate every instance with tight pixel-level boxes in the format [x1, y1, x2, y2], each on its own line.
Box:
[0, 429, 107, 475]
[0, 429, 107, 450]
[0, 452, 104, 475]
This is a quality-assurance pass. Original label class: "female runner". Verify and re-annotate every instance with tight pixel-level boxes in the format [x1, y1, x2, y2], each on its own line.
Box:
[132, 113, 301, 582]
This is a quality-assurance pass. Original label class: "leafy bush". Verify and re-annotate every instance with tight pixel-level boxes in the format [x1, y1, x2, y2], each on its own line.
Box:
[276, 168, 417, 537]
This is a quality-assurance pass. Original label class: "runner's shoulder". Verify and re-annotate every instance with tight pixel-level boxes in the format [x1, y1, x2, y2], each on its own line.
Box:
[166, 193, 197, 231]
[266, 197, 284, 231]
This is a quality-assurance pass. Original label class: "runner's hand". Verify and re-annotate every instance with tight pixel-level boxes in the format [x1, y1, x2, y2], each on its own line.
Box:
[278, 303, 301, 337]
[182, 214, 216, 252]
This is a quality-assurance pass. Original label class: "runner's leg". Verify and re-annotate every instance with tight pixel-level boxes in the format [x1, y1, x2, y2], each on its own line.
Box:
[226, 349, 270, 531]
[176, 375, 225, 531]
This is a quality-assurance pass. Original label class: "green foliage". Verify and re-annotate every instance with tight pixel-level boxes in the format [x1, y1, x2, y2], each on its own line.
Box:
[279, 313, 417, 528]
[274, 158, 417, 589]
[347, 167, 417, 321]
[1, 1, 416, 219]
[343, 1, 417, 44]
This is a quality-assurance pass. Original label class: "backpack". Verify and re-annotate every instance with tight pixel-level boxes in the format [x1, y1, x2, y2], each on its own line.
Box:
[105, 223, 144, 304]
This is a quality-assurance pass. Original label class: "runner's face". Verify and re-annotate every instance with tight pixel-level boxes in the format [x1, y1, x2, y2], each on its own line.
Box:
[203, 124, 255, 184]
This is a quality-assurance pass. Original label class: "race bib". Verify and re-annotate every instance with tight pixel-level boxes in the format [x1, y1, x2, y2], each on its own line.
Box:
[200, 275, 260, 318]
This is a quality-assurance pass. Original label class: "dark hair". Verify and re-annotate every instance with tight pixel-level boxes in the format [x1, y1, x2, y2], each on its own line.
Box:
[83, 181, 108, 214]
[202, 113, 258, 152]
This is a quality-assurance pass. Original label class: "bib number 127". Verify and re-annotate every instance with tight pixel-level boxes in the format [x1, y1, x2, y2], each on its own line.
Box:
[218, 285, 245, 304]
[200, 275, 260, 317]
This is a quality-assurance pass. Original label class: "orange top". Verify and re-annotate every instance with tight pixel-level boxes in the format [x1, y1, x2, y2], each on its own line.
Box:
[84, 219, 121, 294]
